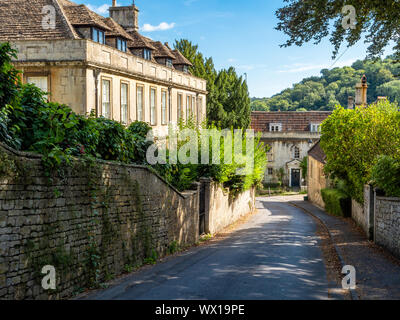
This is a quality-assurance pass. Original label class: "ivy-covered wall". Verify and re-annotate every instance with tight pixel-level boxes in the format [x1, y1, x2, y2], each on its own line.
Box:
[0, 143, 199, 300]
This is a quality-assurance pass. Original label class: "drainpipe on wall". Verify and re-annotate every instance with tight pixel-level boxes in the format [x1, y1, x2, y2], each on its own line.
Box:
[93, 69, 101, 118]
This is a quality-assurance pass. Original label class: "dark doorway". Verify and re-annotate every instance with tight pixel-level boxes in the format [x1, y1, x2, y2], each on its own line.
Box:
[291, 169, 300, 187]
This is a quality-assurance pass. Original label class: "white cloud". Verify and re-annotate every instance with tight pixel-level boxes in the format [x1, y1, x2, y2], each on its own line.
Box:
[86, 4, 110, 15]
[227, 58, 237, 63]
[277, 59, 357, 73]
[141, 22, 176, 32]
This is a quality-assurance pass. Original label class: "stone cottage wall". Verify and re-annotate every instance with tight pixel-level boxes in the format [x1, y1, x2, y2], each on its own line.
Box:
[202, 179, 256, 235]
[375, 196, 400, 259]
[0, 143, 199, 300]
[307, 155, 328, 209]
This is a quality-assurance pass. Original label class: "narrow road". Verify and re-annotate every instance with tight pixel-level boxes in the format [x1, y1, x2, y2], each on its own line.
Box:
[85, 196, 333, 300]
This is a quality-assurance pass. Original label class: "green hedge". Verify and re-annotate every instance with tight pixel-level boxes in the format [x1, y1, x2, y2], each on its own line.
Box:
[321, 188, 351, 217]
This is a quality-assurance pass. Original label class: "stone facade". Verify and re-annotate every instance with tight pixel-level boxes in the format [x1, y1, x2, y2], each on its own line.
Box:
[11, 38, 207, 138]
[307, 153, 328, 209]
[201, 179, 256, 235]
[375, 196, 400, 259]
[0, 143, 199, 299]
[251, 112, 331, 187]
[1, 0, 207, 139]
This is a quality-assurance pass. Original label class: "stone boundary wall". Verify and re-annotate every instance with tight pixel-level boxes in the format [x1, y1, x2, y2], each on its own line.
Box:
[0, 143, 199, 300]
[202, 179, 256, 235]
[375, 196, 400, 259]
[351, 199, 368, 235]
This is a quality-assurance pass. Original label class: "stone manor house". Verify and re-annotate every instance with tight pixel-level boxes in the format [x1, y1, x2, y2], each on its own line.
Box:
[0, 0, 207, 138]
[251, 111, 332, 187]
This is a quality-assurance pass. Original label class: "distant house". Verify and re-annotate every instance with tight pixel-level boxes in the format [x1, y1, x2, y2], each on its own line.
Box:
[0, 0, 207, 138]
[307, 140, 329, 208]
[251, 111, 331, 187]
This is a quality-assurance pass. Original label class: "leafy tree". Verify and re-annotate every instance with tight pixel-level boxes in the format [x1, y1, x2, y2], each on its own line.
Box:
[320, 101, 400, 203]
[174, 39, 251, 129]
[275, 0, 400, 59]
[0, 42, 20, 109]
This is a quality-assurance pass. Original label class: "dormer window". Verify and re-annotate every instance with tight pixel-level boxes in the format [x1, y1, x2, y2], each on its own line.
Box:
[183, 65, 189, 73]
[92, 28, 105, 45]
[143, 49, 152, 60]
[269, 123, 282, 132]
[166, 59, 173, 68]
[310, 123, 321, 133]
[117, 38, 127, 52]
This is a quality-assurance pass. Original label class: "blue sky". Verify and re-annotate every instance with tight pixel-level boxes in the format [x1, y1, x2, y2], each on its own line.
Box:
[85, 0, 380, 98]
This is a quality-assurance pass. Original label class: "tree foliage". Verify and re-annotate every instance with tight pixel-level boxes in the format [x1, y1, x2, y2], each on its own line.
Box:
[275, 0, 400, 60]
[320, 101, 400, 203]
[251, 56, 400, 111]
[174, 39, 251, 129]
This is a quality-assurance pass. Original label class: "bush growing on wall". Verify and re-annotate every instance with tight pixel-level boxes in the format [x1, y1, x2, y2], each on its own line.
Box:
[320, 101, 400, 203]
[321, 188, 351, 217]
[371, 155, 400, 197]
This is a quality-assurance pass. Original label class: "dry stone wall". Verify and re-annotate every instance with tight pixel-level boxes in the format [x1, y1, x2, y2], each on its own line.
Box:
[375, 196, 400, 259]
[0, 143, 199, 300]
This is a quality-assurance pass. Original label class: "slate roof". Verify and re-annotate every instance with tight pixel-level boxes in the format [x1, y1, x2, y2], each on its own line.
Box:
[0, 0, 76, 41]
[308, 140, 326, 164]
[127, 31, 156, 50]
[0, 0, 198, 71]
[151, 41, 176, 59]
[104, 18, 134, 40]
[63, 4, 112, 31]
[171, 49, 193, 66]
[251, 111, 332, 132]
[164, 42, 193, 66]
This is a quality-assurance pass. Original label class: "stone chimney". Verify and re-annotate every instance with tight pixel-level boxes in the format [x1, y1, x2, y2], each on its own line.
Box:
[355, 75, 368, 106]
[347, 96, 354, 109]
[109, 1, 139, 32]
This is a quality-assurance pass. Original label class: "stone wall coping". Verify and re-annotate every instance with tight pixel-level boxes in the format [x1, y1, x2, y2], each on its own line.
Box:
[376, 196, 400, 202]
[0, 142, 191, 200]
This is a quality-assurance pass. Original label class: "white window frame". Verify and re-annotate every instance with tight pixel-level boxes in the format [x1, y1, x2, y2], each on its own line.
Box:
[310, 123, 321, 133]
[150, 87, 157, 126]
[101, 78, 111, 119]
[177, 93, 183, 121]
[120, 82, 129, 125]
[26, 76, 48, 96]
[294, 146, 300, 159]
[161, 89, 167, 125]
[269, 123, 282, 132]
[136, 85, 144, 122]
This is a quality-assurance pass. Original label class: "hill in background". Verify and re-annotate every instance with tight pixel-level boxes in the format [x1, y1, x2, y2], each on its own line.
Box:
[251, 56, 400, 112]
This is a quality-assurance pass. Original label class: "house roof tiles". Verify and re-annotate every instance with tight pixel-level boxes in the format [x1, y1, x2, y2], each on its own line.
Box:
[251, 111, 332, 132]
[0, 0, 76, 41]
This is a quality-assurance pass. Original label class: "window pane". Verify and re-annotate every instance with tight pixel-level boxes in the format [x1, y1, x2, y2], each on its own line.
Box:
[192, 97, 196, 121]
[137, 86, 143, 121]
[99, 31, 104, 44]
[27, 76, 48, 93]
[92, 29, 98, 42]
[150, 88, 156, 125]
[162, 91, 167, 124]
[121, 83, 128, 124]
[177, 94, 182, 120]
[102, 80, 110, 118]
[186, 96, 191, 122]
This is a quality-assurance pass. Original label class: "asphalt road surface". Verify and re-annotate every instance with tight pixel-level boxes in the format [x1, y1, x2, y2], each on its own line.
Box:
[84, 196, 331, 300]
